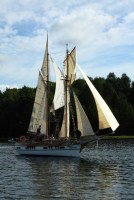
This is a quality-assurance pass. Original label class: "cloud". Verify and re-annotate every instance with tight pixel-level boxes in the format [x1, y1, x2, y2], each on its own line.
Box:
[50, 5, 116, 45]
[0, 0, 134, 92]
[0, 53, 42, 86]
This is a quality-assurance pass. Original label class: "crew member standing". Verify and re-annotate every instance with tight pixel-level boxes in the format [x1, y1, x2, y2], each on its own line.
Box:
[36, 125, 41, 142]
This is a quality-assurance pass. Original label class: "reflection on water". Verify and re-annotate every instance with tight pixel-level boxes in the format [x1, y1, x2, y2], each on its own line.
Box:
[0, 140, 134, 199]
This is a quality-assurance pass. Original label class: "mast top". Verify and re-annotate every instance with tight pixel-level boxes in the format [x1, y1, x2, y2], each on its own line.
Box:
[66, 44, 68, 52]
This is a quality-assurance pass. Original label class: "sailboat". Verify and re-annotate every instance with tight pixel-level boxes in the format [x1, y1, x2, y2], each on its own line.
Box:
[15, 36, 119, 157]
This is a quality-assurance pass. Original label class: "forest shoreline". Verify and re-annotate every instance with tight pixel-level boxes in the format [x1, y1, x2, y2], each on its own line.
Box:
[1, 135, 134, 143]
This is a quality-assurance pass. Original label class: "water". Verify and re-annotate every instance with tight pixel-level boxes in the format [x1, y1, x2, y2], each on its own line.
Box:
[0, 140, 134, 200]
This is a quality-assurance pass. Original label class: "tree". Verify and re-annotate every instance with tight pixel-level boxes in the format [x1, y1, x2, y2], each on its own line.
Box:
[0, 73, 134, 138]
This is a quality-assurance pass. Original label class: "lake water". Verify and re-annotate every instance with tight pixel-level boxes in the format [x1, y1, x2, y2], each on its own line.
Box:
[0, 140, 134, 200]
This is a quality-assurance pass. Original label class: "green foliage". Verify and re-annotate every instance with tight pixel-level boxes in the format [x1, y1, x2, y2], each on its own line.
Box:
[0, 86, 35, 138]
[0, 73, 134, 139]
[73, 73, 134, 135]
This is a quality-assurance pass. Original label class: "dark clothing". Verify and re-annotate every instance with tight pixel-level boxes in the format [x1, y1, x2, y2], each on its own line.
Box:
[37, 127, 41, 135]
[36, 126, 41, 142]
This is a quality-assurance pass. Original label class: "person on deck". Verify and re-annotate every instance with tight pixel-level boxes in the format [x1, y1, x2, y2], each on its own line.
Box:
[36, 125, 41, 142]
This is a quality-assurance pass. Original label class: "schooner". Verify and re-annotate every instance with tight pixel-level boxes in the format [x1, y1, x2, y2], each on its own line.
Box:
[15, 36, 119, 157]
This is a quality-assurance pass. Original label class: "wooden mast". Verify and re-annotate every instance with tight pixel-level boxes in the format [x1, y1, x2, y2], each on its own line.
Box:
[65, 44, 69, 138]
[46, 35, 49, 138]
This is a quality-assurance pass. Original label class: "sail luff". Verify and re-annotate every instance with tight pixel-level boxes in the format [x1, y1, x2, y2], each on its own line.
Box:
[77, 63, 119, 132]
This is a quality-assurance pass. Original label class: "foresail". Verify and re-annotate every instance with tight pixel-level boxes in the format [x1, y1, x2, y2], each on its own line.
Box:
[73, 92, 95, 136]
[64, 47, 76, 84]
[28, 72, 46, 134]
[51, 58, 65, 110]
[77, 63, 119, 132]
[95, 100, 111, 129]
[59, 103, 70, 138]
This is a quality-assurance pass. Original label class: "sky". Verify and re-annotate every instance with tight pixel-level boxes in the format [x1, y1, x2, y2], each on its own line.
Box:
[0, 0, 134, 92]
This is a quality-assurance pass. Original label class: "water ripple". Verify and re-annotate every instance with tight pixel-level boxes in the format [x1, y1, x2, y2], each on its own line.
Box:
[0, 140, 134, 199]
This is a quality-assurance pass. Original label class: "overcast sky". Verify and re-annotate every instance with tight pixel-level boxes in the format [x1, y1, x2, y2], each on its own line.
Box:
[0, 0, 134, 91]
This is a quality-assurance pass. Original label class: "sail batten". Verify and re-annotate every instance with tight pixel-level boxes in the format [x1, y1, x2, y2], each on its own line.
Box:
[77, 63, 119, 132]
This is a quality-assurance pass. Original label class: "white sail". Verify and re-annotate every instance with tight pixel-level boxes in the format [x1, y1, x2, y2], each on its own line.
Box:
[28, 36, 49, 135]
[77, 63, 119, 132]
[59, 102, 70, 138]
[64, 47, 76, 84]
[73, 92, 95, 136]
[51, 59, 65, 110]
[28, 72, 46, 134]
[59, 48, 76, 138]
[41, 34, 48, 80]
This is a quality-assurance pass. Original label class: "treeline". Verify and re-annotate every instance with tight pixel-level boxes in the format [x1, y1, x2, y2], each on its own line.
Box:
[73, 73, 134, 135]
[0, 72, 134, 139]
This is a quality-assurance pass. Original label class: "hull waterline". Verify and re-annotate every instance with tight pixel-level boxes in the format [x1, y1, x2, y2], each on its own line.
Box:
[15, 143, 80, 157]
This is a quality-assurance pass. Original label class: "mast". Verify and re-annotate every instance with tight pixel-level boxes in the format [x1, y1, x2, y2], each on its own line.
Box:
[59, 46, 76, 138]
[28, 34, 50, 135]
[41, 34, 49, 138]
[46, 43, 49, 138]
[65, 44, 69, 138]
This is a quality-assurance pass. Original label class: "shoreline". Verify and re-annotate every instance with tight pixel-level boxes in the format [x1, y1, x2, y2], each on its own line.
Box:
[101, 135, 134, 140]
[0, 135, 134, 143]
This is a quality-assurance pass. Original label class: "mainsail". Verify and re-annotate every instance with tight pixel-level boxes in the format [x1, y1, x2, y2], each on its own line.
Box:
[77, 63, 119, 132]
[28, 72, 46, 134]
[73, 92, 95, 136]
[41, 34, 49, 80]
[28, 36, 49, 134]
[64, 47, 76, 84]
[58, 47, 76, 138]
